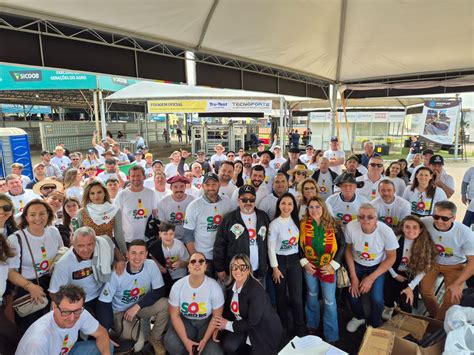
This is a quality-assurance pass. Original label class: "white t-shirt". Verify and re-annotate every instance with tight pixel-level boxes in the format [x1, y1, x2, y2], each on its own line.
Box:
[263, 166, 277, 192]
[184, 196, 233, 259]
[268, 217, 299, 261]
[144, 166, 154, 179]
[397, 238, 414, 273]
[323, 149, 345, 175]
[402, 186, 448, 216]
[158, 194, 195, 242]
[241, 212, 259, 271]
[218, 183, 237, 199]
[95, 145, 105, 163]
[15, 310, 99, 355]
[299, 154, 313, 164]
[437, 170, 455, 192]
[192, 176, 204, 190]
[0, 258, 13, 301]
[8, 227, 64, 279]
[169, 276, 224, 320]
[51, 156, 71, 172]
[96, 171, 127, 184]
[344, 220, 399, 267]
[164, 162, 188, 177]
[116, 152, 129, 164]
[462, 166, 474, 200]
[8, 190, 40, 214]
[258, 193, 279, 220]
[81, 159, 100, 169]
[210, 154, 227, 167]
[65, 186, 83, 201]
[356, 174, 384, 201]
[99, 259, 165, 312]
[316, 171, 334, 200]
[326, 193, 369, 226]
[49, 248, 102, 302]
[114, 188, 159, 242]
[162, 239, 190, 280]
[185, 186, 200, 198]
[270, 157, 286, 171]
[371, 196, 411, 228]
[422, 217, 474, 265]
[20, 175, 31, 189]
[386, 177, 407, 197]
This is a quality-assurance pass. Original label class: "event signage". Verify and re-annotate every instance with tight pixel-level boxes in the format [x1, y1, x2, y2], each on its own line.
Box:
[420, 100, 460, 144]
[309, 111, 405, 123]
[0, 104, 51, 114]
[147, 99, 272, 114]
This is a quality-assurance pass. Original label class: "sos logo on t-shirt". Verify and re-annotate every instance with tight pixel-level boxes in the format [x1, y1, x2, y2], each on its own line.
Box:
[280, 229, 298, 251]
[170, 207, 185, 225]
[248, 228, 257, 245]
[181, 293, 207, 318]
[336, 212, 357, 224]
[378, 215, 398, 227]
[121, 279, 146, 304]
[60, 334, 71, 355]
[35, 246, 52, 275]
[133, 199, 149, 220]
[435, 237, 454, 258]
[206, 206, 222, 232]
[355, 242, 377, 261]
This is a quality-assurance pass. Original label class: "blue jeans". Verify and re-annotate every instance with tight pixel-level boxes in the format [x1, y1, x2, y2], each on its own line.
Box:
[348, 263, 385, 327]
[463, 210, 474, 228]
[69, 340, 114, 355]
[303, 271, 339, 342]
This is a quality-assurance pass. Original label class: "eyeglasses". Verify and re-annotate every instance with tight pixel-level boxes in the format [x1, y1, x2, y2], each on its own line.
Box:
[369, 163, 384, 168]
[71, 158, 79, 161]
[239, 198, 256, 203]
[0, 205, 12, 212]
[308, 205, 321, 210]
[230, 264, 249, 272]
[57, 306, 84, 317]
[358, 215, 376, 220]
[190, 259, 206, 265]
[433, 214, 453, 222]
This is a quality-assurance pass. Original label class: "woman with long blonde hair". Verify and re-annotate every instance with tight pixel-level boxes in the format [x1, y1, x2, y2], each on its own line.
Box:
[299, 197, 345, 342]
[63, 168, 83, 200]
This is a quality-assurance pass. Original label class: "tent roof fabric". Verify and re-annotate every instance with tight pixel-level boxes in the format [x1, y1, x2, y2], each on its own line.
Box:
[1, 0, 472, 83]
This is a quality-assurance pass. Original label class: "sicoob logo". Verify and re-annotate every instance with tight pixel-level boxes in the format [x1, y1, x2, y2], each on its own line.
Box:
[10, 70, 42, 81]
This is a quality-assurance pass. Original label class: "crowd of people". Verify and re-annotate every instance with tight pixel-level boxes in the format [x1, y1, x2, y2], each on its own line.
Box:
[0, 133, 473, 355]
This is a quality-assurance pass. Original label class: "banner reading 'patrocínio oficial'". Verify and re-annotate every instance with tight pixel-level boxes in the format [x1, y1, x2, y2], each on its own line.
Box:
[147, 99, 272, 114]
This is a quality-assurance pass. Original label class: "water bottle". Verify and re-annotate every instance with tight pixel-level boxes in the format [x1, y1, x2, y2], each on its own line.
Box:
[71, 218, 79, 232]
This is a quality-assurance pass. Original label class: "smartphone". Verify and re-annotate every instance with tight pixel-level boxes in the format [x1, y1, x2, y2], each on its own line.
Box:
[192, 345, 199, 355]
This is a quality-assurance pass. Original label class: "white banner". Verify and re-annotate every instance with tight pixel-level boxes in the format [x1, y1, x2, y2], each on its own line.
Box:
[206, 100, 272, 114]
[420, 100, 460, 144]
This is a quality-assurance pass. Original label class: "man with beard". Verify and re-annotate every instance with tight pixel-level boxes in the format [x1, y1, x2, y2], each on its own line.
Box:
[241, 153, 253, 183]
[111, 143, 130, 166]
[97, 158, 127, 188]
[183, 172, 232, 276]
[257, 150, 276, 192]
[231, 165, 268, 206]
[344, 155, 364, 178]
[217, 161, 237, 199]
[258, 173, 289, 219]
[278, 147, 304, 178]
[158, 176, 195, 243]
[429, 155, 455, 198]
[41, 150, 62, 178]
[214, 185, 270, 284]
[371, 180, 411, 229]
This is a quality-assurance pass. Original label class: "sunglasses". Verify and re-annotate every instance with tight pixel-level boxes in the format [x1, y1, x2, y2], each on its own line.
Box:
[370, 163, 384, 168]
[190, 259, 206, 265]
[358, 215, 376, 220]
[79, 167, 86, 170]
[0, 205, 12, 212]
[240, 198, 256, 203]
[41, 186, 56, 191]
[433, 214, 453, 222]
[230, 264, 249, 272]
[295, 172, 307, 176]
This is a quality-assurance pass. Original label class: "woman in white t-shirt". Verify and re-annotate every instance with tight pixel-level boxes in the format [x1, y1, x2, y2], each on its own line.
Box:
[63, 168, 84, 201]
[164, 252, 224, 355]
[268, 193, 305, 337]
[402, 167, 447, 217]
[8, 199, 64, 332]
[384, 162, 406, 197]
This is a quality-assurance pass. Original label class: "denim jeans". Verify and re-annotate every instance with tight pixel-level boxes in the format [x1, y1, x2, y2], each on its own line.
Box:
[348, 263, 385, 327]
[303, 271, 339, 342]
[69, 340, 114, 355]
[462, 210, 474, 228]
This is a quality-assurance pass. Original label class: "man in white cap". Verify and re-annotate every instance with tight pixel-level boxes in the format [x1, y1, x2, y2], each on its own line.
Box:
[51, 146, 71, 173]
[210, 144, 226, 172]
[269, 145, 287, 170]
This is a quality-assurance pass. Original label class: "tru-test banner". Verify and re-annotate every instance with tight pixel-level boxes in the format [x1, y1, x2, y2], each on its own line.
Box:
[147, 99, 273, 114]
[421, 100, 461, 145]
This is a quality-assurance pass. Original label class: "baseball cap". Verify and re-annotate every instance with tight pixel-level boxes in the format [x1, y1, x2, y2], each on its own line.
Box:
[334, 172, 364, 188]
[134, 150, 143, 156]
[145, 153, 153, 159]
[40, 150, 52, 156]
[203, 172, 219, 184]
[288, 147, 300, 154]
[305, 145, 314, 149]
[196, 150, 205, 155]
[429, 154, 444, 165]
[330, 136, 339, 142]
[87, 148, 97, 154]
[238, 184, 256, 197]
[152, 160, 163, 167]
[10, 163, 24, 169]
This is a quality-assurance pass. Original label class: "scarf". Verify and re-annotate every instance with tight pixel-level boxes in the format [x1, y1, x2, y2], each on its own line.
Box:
[300, 215, 338, 283]
[86, 202, 119, 225]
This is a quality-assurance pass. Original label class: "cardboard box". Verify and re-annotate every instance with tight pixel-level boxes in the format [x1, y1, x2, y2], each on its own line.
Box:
[358, 311, 446, 355]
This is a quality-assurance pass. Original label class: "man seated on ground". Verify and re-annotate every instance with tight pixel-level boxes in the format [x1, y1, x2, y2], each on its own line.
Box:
[97, 240, 169, 355]
[420, 201, 474, 320]
[49, 227, 121, 315]
[16, 284, 112, 355]
[371, 180, 411, 230]
[344, 203, 398, 332]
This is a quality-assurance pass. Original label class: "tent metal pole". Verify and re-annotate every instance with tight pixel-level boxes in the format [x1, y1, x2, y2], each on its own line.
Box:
[329, 84, 338, 137]
[144, 103, 149, 147]
[454, 96, 461, 161]
[98, 90, 107, 141]
[93, 90, 100, 136]
[279, 97, 285, 155]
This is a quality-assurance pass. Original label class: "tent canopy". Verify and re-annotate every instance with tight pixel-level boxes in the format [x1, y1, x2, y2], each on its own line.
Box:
[1, 0, 472, 84]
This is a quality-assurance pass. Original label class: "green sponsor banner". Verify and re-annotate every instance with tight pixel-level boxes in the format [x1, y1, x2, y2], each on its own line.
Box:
[0, 64, 97, 90]
[97, 75, 139, 92]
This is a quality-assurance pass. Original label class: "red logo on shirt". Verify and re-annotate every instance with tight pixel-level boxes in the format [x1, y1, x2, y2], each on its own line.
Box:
[231, 300, 239, 313]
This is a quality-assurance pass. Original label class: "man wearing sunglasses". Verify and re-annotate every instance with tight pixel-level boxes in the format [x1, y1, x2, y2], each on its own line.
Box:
[344, 203, 398, 332]
[16, 284, 112, 355]
[419, 201, 474, 320]
[97, 240, 168, 354]
[215, 185, 270, 284]
[356, 156, 385, 201]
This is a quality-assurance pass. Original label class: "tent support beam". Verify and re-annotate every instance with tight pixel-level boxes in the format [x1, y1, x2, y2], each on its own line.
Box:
[334, 0, 348, 83]
[196, 0, 220, 50]
[279, 97, 285, 155]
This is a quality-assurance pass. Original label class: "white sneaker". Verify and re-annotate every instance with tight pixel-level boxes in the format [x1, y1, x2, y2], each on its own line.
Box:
[346, 317, 366, 333]
[382, 306, 394, 321]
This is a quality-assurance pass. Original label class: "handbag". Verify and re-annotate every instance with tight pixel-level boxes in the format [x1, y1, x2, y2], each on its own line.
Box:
[12, 231, 49, 317]
[110, 316, 141, 355]
[336, 265, 351, 288]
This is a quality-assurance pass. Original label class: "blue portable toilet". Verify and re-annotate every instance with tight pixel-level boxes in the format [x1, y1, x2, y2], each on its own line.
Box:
[0, 128, 34, 179]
